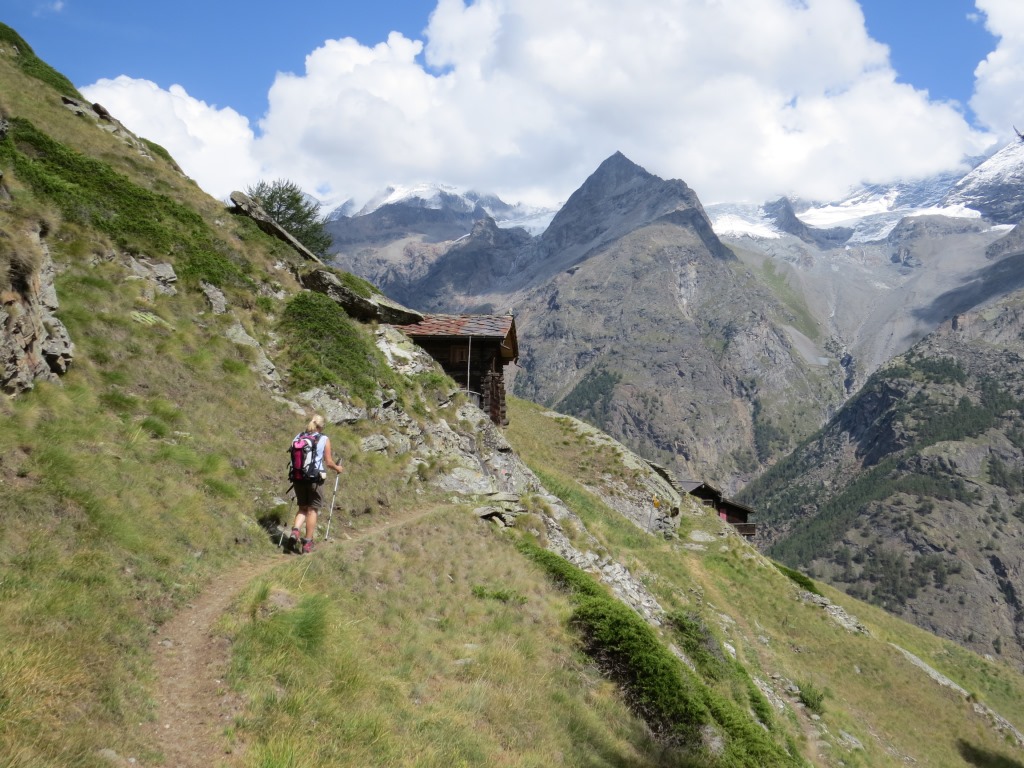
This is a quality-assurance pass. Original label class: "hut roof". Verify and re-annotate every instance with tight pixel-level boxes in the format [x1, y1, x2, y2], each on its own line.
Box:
[398, 314, 518, 360]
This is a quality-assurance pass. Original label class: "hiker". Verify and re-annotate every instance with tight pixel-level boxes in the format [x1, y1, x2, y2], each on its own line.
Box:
[288, 414, 343, 554]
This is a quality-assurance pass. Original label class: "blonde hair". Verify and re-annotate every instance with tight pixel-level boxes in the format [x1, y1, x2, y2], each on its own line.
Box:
[305, 414, 326, 433]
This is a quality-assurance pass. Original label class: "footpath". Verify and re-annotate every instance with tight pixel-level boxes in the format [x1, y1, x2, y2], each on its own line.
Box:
[140, 506, 442, 767]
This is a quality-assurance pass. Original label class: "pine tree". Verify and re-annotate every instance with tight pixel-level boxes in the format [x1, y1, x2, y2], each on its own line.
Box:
[246, 179, 332, 258]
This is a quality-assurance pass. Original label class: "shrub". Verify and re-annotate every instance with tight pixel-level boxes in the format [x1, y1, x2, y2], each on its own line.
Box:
[797, 680, 826, 714]
[772, 562, 821, 595]
[571, 594, 710, 745]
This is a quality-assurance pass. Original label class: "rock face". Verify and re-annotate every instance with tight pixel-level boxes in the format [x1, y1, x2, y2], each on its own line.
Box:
[1, 224, 74, 394]
[763, 197, 852, 248]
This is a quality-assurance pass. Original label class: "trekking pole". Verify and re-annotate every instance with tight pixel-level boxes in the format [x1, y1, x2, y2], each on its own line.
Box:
[277, 482, 295, 548]
[324, 472, 340, 541]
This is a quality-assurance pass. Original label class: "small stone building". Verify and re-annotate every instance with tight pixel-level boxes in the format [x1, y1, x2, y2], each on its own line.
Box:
[396, 313, 519, 426]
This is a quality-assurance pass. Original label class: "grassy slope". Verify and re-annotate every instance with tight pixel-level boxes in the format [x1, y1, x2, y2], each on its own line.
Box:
[0, 33, 667, 768]
[503, 397, 1024, 767]
[0, 36, 439, 765]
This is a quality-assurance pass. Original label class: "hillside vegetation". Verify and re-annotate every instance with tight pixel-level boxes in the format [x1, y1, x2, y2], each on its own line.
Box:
[744, 300, 1024, 669]
[1, 22, 1024, 767]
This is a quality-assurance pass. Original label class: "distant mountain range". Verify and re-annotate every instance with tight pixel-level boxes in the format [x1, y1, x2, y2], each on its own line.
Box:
[324, 140, 1024, 667]
[325, 141, 1024, 487]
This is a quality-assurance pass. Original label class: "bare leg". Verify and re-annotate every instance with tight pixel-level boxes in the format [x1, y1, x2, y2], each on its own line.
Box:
[305, 510, 318, 541]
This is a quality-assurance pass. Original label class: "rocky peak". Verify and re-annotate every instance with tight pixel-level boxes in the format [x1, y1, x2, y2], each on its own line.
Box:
[539, 152, 720, 258]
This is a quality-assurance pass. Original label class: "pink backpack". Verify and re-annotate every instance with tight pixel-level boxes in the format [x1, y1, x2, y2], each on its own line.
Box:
[288, 432, 322, 482]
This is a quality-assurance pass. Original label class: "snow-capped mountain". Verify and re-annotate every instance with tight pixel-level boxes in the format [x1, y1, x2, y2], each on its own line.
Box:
[941, 138, 1024, 224]
[707, 165, 988, 244]
[327, 183, 558, 235]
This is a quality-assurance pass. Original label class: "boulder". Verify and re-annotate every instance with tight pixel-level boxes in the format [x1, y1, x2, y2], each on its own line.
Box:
[299, 268, 423, 324]
[229, 191, 322, 264]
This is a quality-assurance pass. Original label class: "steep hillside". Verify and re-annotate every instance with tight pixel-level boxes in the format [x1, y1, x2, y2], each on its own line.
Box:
[742, 293, 1024, 669]
[3, 23, 1024, 768]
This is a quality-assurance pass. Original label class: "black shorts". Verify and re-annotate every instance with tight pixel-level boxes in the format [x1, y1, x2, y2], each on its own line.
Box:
[294, 480, 324, 510]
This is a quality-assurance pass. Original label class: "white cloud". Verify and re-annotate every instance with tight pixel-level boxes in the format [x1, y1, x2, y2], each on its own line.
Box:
[970, 0, 1024, 142]
[82, 0, 1002, 210]
[80, 76, 261, 200]
[33, 1, 64, 15]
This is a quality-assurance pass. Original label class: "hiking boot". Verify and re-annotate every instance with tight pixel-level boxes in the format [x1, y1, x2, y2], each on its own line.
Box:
[288, 528, 301, 551]
[302, 539, 315, 554]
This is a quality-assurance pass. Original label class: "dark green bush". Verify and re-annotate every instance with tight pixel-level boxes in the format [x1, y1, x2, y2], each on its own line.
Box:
[518, 540, 800, 764]
[572, 595, 710, 745]
[797, 680, 826, 714]
[516, 539, 604, 597]
[668, 610, 730, 681]
[772, 562, 821, 595]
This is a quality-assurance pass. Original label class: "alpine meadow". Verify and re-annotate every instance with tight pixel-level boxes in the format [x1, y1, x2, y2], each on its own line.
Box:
[1, 20, 1024, 768]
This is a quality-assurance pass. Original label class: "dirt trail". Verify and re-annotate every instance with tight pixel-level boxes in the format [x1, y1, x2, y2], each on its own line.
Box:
[140, 508, 443, 767]
[140, 553, 283, 768]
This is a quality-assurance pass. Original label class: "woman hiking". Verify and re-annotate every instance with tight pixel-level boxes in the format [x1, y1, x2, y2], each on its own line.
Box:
[288, 414, 343, 554]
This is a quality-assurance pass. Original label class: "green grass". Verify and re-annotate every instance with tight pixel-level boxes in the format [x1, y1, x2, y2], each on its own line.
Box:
[279, 291, 402, 404]
[0, 22, 82, 98]
[760, 260, 819, 341]
[0, 117, 255, 290]
[224, 508, 670, 767]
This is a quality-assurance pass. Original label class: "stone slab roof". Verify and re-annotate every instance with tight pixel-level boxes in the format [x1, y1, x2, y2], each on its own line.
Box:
[399, 314, 515, 339]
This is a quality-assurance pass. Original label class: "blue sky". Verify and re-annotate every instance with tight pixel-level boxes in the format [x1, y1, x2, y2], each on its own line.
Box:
[3, 1, 1021, 209]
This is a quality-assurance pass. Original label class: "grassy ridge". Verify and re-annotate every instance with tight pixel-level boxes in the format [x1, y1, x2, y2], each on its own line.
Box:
[0, 22, 82, 99]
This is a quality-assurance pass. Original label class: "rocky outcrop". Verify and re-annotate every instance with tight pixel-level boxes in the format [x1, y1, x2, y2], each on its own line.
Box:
[299, 267, 423, 324]
[59, 96, 175, 168]
[763, 197, 853, 248]
[1, 226, 74, 394]
[229, 191, 323, 264]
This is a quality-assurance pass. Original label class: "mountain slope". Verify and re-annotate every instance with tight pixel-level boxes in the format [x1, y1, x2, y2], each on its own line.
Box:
[741, 290, 1024, 668]
[332, 154, 849, 490]
[942, 138, 1024, 224]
